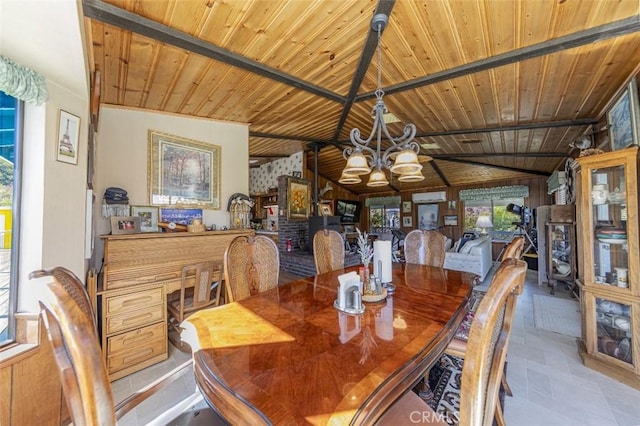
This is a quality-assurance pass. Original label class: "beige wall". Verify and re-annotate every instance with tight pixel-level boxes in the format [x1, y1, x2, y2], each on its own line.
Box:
[93, 106, 249, 266]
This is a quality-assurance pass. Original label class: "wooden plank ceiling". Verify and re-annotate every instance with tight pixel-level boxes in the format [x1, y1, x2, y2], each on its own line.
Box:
[84, 0, 640, 195]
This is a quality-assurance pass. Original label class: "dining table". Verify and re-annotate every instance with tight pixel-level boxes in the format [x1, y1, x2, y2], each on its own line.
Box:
[180, 263, 474, 425]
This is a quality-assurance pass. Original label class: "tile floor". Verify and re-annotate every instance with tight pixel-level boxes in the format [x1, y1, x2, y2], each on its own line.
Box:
[112, 268, 640, 425]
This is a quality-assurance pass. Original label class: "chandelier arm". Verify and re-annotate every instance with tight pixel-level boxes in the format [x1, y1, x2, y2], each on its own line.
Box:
[348, 128, 378, 159]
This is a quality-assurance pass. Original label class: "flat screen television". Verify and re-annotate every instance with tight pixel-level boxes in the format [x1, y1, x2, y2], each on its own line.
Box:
[335, 199, 361, 223]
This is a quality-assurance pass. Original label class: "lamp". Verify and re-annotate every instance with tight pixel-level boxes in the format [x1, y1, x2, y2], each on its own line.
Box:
[476, 215, 493, 236]
[341, 13, 430, 187]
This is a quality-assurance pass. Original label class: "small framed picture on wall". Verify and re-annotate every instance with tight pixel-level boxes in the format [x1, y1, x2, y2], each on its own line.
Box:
[402, 216, 412, 227]
[444, 215, 458, 226]
[402, 201, 412, 213]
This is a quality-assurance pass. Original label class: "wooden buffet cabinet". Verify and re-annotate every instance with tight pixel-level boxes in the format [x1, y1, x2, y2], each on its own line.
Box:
[98, 229, 253, 380]
[576, 147, 639, 390]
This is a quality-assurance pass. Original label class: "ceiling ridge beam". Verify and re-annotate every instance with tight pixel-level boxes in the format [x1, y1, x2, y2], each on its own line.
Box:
[355, 15, 640, 101]
[331, 0, 396, 141]
[82, 0, 345, 103]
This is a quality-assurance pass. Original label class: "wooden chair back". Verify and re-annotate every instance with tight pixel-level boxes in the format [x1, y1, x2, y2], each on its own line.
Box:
[501, 235, 525, 260]
[30, 267, 116, 425]
[168, 261, 222, 324]
[404, 229, 447, 267]
[313, 229, 345, 274]
[460, 257, 527, 425]
[224, 234, 280, 302]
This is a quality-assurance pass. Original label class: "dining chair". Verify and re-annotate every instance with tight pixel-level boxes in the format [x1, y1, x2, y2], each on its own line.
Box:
[378, 258, 527, 426]
[167, 261, 223, 351]
[501, 235, 525, 260]
[445, 234, 528, 400]
[29, 266, 224, 426]
[404, 229, 447, 267]
[224, 234, 280, 302]
[313, 229, 345, 274]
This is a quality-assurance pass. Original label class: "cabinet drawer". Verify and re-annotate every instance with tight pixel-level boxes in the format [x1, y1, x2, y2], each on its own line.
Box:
[105, 287, 164, 316]
[105, 304, 165, 335]
[107, 335, 167, 374]
[106, 322, 166, 355]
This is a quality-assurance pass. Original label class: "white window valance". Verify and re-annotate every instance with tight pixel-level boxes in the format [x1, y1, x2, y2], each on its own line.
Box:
[365, 196, 401, 208]
[0, 55, 48, 104]
[459, 185, 529, 201]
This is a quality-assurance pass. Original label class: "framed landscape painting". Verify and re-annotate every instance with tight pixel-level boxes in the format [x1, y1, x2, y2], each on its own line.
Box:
[148, 130, 221, 209]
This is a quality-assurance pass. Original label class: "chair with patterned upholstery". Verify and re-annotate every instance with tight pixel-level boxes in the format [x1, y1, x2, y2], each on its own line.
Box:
[404, 229, 447, 267]
[313, 229, 345, 274]
[167, 261, 223, 351]
[30, 267, 224, 426]
[224, 234, 280, 302]
[378, 258, 527, 425]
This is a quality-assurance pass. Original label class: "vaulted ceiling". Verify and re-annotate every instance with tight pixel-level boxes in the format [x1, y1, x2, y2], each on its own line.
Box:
[83, 0, 640, 195]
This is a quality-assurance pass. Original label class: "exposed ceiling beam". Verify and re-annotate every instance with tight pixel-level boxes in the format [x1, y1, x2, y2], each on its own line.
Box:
[429, 152, 567, 159]
[428, 161, 451, 187]
[414, 118, 598, 137]
[438, 158, 550, 176]
[356, 15, 640, 101]
[252, 119, 596, 146]
[250, 131, 325, 143]
[331, 0, 396, 141]
[82, 0, 345, 103]
[249, 154, 292, 159]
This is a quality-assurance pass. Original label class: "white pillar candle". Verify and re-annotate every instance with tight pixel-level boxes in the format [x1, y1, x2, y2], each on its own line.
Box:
[373, 240, 393, 283]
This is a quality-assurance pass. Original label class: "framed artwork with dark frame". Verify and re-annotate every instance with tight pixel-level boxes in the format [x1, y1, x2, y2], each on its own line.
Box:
[444, 215, 458, 226]
[148, 130, 221, 209]
[110, 216, 141, 235]
[607, 77, 640, 151]
[287, 177, 310, 220]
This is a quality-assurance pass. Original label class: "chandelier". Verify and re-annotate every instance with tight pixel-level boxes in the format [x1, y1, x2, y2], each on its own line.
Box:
[340, 13, 430, 187]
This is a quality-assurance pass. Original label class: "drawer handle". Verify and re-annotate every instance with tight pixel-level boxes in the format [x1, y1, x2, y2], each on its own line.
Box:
[122, 348, 153, 364]
[122, 296, 153, 307]
[123, 330, 154, 345]
[122, 312, 154, 325]
[154, 273, 178, 281]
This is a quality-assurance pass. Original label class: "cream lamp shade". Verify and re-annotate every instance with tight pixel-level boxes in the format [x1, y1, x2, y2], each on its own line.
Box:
[476, 215, 493, 235]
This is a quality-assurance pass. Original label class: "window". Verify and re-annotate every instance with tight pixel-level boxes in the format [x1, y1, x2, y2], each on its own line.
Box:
[464, 198, 523, 238]
[369, 206, 400, 233]
[0, 91, 21, 346]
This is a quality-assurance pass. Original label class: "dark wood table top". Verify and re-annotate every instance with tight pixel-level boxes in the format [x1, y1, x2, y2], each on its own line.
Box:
[183, 263, 473, 425]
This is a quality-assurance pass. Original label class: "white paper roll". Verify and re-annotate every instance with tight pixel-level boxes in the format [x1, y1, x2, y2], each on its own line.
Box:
[373, 240, 393, 283]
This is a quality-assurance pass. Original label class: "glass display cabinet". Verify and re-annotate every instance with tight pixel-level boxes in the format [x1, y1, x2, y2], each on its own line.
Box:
[576, 147, 639, 390]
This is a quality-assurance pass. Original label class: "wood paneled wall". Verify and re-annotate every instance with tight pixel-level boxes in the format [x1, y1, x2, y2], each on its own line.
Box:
[0, 316, 66, 425]
[347, 176, 553, 239]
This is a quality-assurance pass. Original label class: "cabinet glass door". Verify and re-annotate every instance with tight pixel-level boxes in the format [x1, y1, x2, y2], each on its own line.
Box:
[595, 297, 632, 364]
[591, 165, 628, 288]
